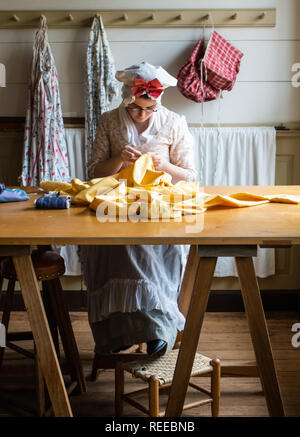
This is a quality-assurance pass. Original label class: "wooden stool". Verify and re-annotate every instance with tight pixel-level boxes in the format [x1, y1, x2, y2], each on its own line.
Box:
[115, 349, 221, 417]
[0, 248, 86, 416]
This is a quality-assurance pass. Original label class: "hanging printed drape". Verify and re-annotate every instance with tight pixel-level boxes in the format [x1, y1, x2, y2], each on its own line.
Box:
[85, 14, 119, 178]
[21, 16, 70, 186]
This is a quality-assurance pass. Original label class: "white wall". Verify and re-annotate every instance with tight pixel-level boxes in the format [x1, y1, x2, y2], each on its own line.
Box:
[0, 0, 299, 123]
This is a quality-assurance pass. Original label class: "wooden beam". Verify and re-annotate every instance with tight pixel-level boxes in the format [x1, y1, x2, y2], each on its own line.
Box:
[0, 9, 276, 29]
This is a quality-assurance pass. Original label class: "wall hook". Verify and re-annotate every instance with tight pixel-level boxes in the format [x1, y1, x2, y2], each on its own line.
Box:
[148, 13, 155, 21]
[176, 14, 183, 21]
[122, 13, 128, 21]
[230, 12, 238, 20]
[68, 13, 74, 22]
[201, 13, 210, 21]
[12, 14, 20, 22]
[258, 12, 266, 19]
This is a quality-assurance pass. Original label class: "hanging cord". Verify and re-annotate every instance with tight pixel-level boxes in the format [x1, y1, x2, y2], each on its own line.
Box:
[215, 92, 223, 183]
[217, 91, 223, 128]
[201, 14, 223, 183]
[198, 22, 206, 183]
[199, 14, 216, 183]
[39, 14, 47, 33]
[37, 14, 48, 48]
[199, 13, 215, 127]
[204, 14, 222, 130]
[199, 23, 206, 128]
[35, 14, 51, 77]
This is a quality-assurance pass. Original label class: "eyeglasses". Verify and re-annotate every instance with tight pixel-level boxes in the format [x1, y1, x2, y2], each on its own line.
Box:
[127, 105, 158, 114]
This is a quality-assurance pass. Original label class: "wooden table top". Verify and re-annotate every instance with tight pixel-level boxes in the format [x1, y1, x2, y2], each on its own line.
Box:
[1, 185, 300, 246]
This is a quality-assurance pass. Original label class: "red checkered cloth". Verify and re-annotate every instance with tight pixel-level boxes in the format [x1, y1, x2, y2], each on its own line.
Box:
[203, 31, 244, 91]
[177, 39, 220, 103]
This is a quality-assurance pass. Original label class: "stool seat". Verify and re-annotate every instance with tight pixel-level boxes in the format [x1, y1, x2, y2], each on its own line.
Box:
[122, 350, 213, 385]
[115, 349, 221, 417]
[1, 250, 65, 281]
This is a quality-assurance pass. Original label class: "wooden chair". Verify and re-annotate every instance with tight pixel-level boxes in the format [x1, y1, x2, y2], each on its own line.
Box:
[115, 350, 221, 417]
[0, 247, 86, 416]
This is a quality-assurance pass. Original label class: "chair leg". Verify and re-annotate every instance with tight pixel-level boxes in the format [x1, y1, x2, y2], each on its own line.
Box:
[149, 376, 160, 417]
[46, 277, 86, 394]
[210, 358, 221, 417]
[90, 354, 100, 381]
[115, 361, 124, 416]
[0, 278, 15, 368]
[41, 281, 60, 360]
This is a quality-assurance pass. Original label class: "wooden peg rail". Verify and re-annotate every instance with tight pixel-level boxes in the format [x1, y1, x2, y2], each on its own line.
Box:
[0, 9, 276, 29]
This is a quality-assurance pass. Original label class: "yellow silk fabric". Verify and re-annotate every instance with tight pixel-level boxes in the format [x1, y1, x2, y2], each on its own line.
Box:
[40, 153, 300, 219]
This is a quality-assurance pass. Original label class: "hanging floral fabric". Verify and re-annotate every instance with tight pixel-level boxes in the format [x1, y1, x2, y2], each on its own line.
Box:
[85, 15, 119, 179]
[21, 16, 70, 186]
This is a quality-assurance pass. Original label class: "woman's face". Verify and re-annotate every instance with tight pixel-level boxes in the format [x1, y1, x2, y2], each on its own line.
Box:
[126, 97, 157, 124]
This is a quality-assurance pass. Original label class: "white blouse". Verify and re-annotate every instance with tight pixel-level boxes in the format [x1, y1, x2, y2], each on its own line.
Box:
[88, 106, 197, 183]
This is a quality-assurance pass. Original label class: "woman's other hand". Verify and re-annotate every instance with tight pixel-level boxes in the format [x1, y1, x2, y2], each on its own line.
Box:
[120, 145, 142, 163]
[149, 153, 167, 171]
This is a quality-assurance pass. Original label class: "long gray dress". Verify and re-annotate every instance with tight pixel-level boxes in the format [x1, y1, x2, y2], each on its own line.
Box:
[80, 105, 197, 355]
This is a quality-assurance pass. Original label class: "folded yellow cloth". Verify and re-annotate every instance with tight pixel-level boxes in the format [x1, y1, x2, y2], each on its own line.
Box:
[40, 153, 300, 219]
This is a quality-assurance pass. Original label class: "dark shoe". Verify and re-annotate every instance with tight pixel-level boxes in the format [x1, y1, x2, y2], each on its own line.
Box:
[146, 340, 167, 357]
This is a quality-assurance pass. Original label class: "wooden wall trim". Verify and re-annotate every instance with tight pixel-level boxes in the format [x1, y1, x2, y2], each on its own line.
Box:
[0, 117, 85, 131]
[0, 9, 277, 29]
[1, 117, 300, 135]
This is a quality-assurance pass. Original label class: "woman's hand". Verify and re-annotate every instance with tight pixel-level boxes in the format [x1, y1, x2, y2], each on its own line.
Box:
[149, 153, 168, 171]
[120, 145, 142, 163]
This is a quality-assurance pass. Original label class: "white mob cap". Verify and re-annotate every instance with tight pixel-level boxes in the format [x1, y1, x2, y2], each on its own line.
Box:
[115, 62, 177, 106]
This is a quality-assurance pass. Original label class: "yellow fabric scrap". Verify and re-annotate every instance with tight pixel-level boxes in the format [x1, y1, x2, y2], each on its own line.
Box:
[40, 180, 73, 193]
[72, 176, 119, 205]
[40, 153, 300, 218]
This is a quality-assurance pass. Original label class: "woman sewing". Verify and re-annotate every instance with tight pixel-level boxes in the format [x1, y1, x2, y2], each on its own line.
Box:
[80, 62, 197, 357]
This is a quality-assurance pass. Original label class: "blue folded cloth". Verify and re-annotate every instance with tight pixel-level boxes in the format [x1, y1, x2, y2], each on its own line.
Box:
[0, 188, 29, 203]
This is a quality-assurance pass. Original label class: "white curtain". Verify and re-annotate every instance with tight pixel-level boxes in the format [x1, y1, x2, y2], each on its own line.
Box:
[65, 128, 86, 181]
[57, 128, 85, 276]
[189, 126, 276, 278]
[59, 125, 276, 278]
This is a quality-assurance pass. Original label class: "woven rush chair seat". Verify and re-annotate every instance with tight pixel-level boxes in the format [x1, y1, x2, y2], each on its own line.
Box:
[123, 349, 213, 384]
[0, 248, 86, 416]
[115, 349, 221, 417]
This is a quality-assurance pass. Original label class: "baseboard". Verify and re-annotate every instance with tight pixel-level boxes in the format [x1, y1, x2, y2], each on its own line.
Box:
[206, 289, 300, 313]
[1, 289, 299, 313]
[0, 290, 87, 312]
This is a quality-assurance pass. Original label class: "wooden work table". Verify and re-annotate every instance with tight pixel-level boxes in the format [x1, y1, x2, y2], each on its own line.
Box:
[1, 185, 300, 246]
[0, 185, 300, 417]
